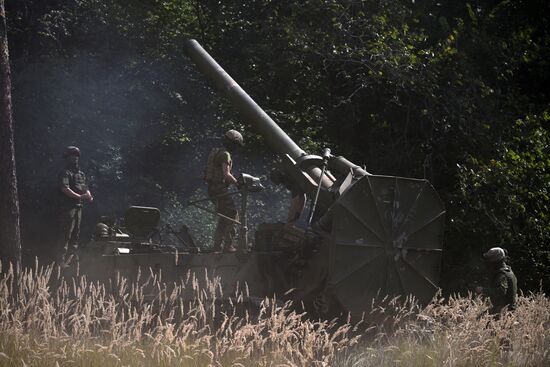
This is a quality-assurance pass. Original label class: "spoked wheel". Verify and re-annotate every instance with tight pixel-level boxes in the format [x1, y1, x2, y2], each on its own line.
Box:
[326, 175, 445, 318]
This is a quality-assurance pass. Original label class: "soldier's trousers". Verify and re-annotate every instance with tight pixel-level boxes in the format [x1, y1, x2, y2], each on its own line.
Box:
[57, 206, 82, 261]
[208, 183, 238, 251]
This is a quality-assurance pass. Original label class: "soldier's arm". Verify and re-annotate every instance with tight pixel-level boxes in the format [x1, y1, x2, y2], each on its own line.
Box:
[81, 173, 93, 202]
[222, 163, 238, 186]
[61, 186, 83, 200]
[83, 189, 93, 202]
[217, 151, 238, 186]
[59, 172, 82, 200]
[286, 193, 306, 228]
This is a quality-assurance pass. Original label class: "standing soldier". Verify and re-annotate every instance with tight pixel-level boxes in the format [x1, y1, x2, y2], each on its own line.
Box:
[475, 247, 518, 316]
[204, 130, 244, 252]
[57, 146, 93, 264]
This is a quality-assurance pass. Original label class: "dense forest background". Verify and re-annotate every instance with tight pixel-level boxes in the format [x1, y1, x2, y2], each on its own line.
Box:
[5, 0, 548, 293]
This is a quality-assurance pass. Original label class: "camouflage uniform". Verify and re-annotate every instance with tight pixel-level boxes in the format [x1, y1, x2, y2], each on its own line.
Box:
[479, 247, 518, 315]
[57, 151, 90, 262]
[205, 147, 238, 251]
[483, 262, 518, 314]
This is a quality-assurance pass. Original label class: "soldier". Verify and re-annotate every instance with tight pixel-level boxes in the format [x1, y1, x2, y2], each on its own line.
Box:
[57, 146, 93, 264]
[270, 168, 306, 230]
[204, 130, 244, 252]
[475, 247, 518, 315]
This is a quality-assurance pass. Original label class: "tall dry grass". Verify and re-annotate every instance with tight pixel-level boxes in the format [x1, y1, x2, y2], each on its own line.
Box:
[0, 260, 548, 367]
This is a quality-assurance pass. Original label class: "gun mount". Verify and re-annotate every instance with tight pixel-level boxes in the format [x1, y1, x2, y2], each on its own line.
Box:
[183, 39, 446, 316]
[76, 40, 445, 321]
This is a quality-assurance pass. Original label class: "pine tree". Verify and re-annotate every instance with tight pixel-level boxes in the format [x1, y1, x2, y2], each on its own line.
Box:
[0, 0, 21, 267]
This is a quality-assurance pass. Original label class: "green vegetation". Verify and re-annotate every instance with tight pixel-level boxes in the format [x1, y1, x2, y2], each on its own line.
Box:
[0, 262, 548, 366]
[5, 1, 549, 292]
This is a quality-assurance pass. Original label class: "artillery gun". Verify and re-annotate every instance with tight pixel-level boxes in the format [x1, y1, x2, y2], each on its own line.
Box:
[79, 40, 445, 319]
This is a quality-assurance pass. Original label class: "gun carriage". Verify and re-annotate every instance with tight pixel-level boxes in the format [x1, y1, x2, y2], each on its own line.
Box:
[79, 40, 446, 319]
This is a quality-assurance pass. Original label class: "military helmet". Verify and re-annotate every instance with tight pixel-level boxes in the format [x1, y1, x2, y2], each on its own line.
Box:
[224, 129, 244, 146]
[63, 146, 81, 158]
[483, 247, 507, 262]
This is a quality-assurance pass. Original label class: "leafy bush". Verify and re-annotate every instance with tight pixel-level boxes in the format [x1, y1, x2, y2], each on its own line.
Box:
[450, 112, 549, 292]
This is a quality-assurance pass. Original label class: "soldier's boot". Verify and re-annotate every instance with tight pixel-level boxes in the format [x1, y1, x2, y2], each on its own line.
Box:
[222, 223, 237, 253]
[212, 219, 226, 252]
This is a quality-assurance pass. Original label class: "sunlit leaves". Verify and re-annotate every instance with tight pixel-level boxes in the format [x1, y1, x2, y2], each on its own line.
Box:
[455, 112, 550, 289]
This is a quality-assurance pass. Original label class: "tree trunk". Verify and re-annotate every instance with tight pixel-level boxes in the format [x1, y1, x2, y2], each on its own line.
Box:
[0, 0, 21, 268]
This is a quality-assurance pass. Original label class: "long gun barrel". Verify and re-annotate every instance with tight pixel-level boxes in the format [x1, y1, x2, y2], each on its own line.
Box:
[183, 39, 446, 318]
[184, 39, 304, 160]
[183, 39, 331, 189]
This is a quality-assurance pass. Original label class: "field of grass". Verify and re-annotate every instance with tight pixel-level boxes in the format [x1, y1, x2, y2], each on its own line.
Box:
[0, 261, 548, 367]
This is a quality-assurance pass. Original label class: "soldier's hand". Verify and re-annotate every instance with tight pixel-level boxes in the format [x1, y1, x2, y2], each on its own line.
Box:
[81, 192, 93, 202]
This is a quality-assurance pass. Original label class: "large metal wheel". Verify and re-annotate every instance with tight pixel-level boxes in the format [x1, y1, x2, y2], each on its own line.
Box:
[326, 175, 445, 317]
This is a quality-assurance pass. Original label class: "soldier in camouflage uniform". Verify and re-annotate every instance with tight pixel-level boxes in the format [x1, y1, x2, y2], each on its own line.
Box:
[57, 146, 93, 263]
[476, 247, 518, 315]
[204, 130, 244, 252]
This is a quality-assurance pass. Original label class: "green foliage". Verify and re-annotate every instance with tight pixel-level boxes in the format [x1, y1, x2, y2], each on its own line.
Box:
[5, 0, 550, 291]
[452, 112, 550, 290]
